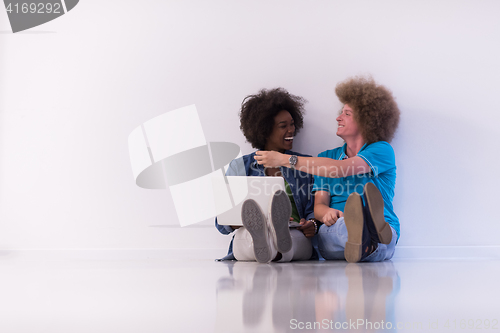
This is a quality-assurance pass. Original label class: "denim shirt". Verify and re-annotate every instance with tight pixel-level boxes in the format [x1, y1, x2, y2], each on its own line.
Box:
[215, 150, 315, 260]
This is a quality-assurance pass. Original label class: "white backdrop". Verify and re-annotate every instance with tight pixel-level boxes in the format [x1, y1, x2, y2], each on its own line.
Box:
[1, 0, 499, 253]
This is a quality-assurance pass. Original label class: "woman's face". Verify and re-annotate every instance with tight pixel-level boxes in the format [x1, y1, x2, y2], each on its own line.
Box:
[336, 104, 360, 140]
[265, 110, 295, 152]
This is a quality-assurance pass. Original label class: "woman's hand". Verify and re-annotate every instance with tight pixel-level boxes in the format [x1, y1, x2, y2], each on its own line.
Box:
[297, 218, 316, 238]
[322, 208, 343, 227]
[254, 151, 287, 168]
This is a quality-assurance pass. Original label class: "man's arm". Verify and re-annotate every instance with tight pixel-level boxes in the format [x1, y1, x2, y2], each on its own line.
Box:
[254, 151, 370, 178]
[314, 190, 344, 227]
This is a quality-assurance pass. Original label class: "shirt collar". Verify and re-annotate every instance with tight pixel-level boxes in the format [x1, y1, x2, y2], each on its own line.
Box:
[340, 142, 368, 160]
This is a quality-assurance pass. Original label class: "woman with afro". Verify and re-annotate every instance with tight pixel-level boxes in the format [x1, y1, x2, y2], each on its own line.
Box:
[255, 76, 401, 263]
[215, 88, 317, 263]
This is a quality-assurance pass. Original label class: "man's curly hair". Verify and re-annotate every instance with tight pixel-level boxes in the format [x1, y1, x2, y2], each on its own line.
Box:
[239, 88, 306, 150]
[335, 76, 400, 143]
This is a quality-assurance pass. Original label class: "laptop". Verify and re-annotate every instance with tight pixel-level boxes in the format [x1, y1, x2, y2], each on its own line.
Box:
[212, 176, 285, 226]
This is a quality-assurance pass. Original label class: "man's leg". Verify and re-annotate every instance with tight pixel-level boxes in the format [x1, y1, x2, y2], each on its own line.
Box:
[317, 217, 349, 260]
[316, 218, 396, 262]
[359, 227, 397, 262]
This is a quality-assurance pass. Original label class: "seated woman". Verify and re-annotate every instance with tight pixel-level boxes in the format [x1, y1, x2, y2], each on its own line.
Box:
[215, 88, 317, 263]
[255, 76, 400, 263]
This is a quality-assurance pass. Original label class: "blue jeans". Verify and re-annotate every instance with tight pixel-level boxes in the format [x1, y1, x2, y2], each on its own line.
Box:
[317, 217, 397, 261]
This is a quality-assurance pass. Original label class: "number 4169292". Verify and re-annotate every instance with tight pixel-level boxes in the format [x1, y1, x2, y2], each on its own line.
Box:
[5, 2, 61, 14]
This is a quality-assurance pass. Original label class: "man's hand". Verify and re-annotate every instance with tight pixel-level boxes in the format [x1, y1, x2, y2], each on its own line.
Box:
[322, 208, 343, 227]
[254, 151, 287, 168]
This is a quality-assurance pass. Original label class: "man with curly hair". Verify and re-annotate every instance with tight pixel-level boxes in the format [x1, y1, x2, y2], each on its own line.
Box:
[255, 76, 400, 263]
[215, 88, 317, 263]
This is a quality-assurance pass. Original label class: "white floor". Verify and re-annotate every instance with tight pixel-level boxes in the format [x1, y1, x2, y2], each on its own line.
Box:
[0, 249, 499, 333]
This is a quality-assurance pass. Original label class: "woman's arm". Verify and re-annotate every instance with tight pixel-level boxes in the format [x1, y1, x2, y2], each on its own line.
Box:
[254, 151, 370, 178]
[314, 191, 344, 227]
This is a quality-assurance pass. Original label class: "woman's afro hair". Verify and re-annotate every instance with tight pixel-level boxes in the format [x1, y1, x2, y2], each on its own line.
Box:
[239, 88, 306, 149]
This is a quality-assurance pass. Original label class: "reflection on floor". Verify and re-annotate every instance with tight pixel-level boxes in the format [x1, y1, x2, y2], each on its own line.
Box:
[0, 250, 498, 333]
[215, 261, 399, 333]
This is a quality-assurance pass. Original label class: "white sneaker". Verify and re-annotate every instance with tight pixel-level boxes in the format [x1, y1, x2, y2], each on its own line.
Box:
[241, 199, 272, 263]
[268, 190, 292, 254]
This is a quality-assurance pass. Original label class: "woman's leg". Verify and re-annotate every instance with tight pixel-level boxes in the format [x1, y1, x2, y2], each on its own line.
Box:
[233, 227, 313, 262]
[233, 227, 278, 261]
[276, 229, 313, 262]
[235, 191, 311, 263]
[234, 228, 313, 262]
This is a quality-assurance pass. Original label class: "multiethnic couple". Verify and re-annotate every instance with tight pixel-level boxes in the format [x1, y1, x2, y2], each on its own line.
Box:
[216, 76, 400, 264]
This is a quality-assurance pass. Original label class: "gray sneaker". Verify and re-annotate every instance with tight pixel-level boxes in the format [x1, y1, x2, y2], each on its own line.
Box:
[269, 190, 292, 254]
[241, 199, 272, 263]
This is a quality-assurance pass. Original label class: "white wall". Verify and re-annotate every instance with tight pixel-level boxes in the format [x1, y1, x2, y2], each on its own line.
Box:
[1, 0, 499, 251]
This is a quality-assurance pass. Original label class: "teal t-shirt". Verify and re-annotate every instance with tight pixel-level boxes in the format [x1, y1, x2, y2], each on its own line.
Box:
[312, 141, 400, 240]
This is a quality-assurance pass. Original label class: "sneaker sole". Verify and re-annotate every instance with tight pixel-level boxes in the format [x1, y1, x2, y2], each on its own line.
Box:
[344, 192, 364, 263]
[364, 182, 392, 245]
[241, 199, 271, 263]
[269, 190, 292, 253]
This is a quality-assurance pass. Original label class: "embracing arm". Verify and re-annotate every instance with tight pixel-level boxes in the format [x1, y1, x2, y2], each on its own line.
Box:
[254, 151, 370, 178]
